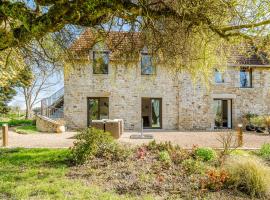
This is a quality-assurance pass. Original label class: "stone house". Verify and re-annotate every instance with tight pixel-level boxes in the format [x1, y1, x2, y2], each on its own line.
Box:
[64, 29, 270, 131]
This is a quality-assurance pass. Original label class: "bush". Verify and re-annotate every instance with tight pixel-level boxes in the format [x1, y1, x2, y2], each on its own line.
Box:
[71, 128, 130, 165]
[147, 140, 176, 153]
[259, 143, 270, 160]
[225, 156, 270, 197]
[195, 147, 217, 161]
[158, 150, 171, 164]
[15, 125, 38, 134]
[200, 168, 229, 191]
[170, 149, 190, 165]
[182, 159, 206, 174]
[0, 119, 34, 127]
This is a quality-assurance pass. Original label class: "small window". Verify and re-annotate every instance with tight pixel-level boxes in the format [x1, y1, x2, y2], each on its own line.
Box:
[141, 53, 155, 75]
[214, 69, 224, 83]
[93, 51, 109, 74]
[240, 67, 252, 88]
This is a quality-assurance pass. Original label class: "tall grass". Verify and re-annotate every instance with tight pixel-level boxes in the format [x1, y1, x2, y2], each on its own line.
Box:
[225, 156, 270, 197]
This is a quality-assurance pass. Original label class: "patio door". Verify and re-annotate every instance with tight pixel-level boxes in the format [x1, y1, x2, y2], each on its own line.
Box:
[142, 98, 162, 129]
[214, 99, 232, 129]
[87, 97, 109, 126]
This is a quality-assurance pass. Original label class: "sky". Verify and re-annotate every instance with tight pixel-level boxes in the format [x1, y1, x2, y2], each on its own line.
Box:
[9, 72, 64, 110]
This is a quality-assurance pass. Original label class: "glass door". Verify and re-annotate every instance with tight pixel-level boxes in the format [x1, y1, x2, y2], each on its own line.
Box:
[151, 99, 161, 128]
[87, 97, 109, 126]
[214, 99, 232, 129]
[142, 98, 162, 129]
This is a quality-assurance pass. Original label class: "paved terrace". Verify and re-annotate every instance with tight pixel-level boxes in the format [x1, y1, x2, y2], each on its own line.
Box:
[1, 130, 270, 149]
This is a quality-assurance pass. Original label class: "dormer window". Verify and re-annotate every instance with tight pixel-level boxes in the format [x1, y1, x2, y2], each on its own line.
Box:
[93, 51, 109, 74]
[240, 67, 252, 88]
[214, 69, 224, 83]
[141, 52, 155, 75]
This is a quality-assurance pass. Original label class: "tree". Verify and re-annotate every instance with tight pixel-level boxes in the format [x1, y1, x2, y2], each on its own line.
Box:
[19, 65, 59, 119]
[1, 0, 270, 83]
[0, 85, 16, 114]
[0, 67, 31, 114]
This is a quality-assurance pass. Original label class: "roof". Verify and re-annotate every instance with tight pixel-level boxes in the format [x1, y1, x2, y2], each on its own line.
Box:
[69, 29, 143, 60]
[70, 29, 270, 66]
[228, 43, 270, 66]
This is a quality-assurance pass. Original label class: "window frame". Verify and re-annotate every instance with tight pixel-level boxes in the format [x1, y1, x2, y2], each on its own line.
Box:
[87, 97, 109, 127]
[214, 69, 225, 84]
[92, 51, 109, 74]
[141, 52, 156, 75]
[240, 67, 252, 88]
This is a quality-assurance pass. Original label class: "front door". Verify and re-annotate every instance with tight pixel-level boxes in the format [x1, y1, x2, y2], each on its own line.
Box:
[214, 99, 232, 129]
[87, 97, 109, 126]
[142, 98, 162, 129]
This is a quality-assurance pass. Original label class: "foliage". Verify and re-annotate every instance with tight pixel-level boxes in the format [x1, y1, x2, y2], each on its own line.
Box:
[259, 143, 270, 160]
[182, 159, 206, 174]
[225, 156, 270, 198]
[0, 119, 34, 127]
[242, 113, 258, 125]
[0, 148, 141, 200]
[15, 125, 38, 134]
[3, 1, 270, 86]
[158, 151, 171, 164]
[147, 140, 177, 153]
[195, 147, 217, 161]
[170, 149, 190, 165]
[0, 86, 16, 114]
[200, 168, 229, 191]
[250, 116, 265, 127]
[217, 132, 238, 165]
[71, 128, 130, 164]
[0, 65, 32, 114]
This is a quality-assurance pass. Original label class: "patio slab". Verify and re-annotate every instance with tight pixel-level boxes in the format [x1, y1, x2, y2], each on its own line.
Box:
[119, 131, 270, 149]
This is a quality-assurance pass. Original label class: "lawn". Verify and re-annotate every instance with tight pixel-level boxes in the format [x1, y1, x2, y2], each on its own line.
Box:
[0, 148, 151, 200]
[15, 125, 38, 134]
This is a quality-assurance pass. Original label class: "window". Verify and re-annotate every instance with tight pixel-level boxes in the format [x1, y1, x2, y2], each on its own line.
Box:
[240, 67, 252, 88]
[87, 97, 109, 126]
[214, 69, 224, 83]
[93, 51, 109, 74]
[141, 53, 155, 75]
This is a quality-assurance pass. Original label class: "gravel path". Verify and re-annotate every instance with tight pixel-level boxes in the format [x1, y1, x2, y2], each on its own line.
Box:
[1, 131, 77, 148]
[119, 131, 270, 149]
[1, 130, 270, 149]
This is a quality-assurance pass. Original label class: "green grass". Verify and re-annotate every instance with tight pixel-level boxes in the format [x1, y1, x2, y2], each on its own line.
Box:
[0, 119, 34, 127]
[0, 148, 153, 200]
[15, 125, 38, 134]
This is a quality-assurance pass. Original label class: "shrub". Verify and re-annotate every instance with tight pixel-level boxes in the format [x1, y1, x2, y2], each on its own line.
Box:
[182, 159, 206, 174]
[195, 147, 217, 161]
[158, 150, 171, 164]
[259, 143, 270, 160]
[200, 168, 229, 191]
[225, 156, 270, 197]
[146, 140, 176, 153]
[170, 149, 190, 165]
[0, 119, 34, 127]
[15, 125, 38, 134]
[71, 128, 130, 164]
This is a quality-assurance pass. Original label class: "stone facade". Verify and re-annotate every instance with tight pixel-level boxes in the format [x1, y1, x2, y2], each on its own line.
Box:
[64, 59, 270, 131]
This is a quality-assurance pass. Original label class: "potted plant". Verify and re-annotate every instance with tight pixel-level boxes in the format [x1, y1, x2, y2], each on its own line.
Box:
[242, 113, 256, 131]
[250, 116, 265, 133]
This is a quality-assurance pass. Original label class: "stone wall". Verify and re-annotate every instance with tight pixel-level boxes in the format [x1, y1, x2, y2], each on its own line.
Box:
[36, 115, 65, 133]
[64, 61, 270, 131]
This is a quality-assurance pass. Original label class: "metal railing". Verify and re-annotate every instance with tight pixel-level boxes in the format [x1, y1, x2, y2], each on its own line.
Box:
[41, 87, 64, 108]
[41, 87, 64, 118]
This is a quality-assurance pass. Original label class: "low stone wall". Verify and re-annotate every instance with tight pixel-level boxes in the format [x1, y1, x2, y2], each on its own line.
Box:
[36, 115, 65, 133]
